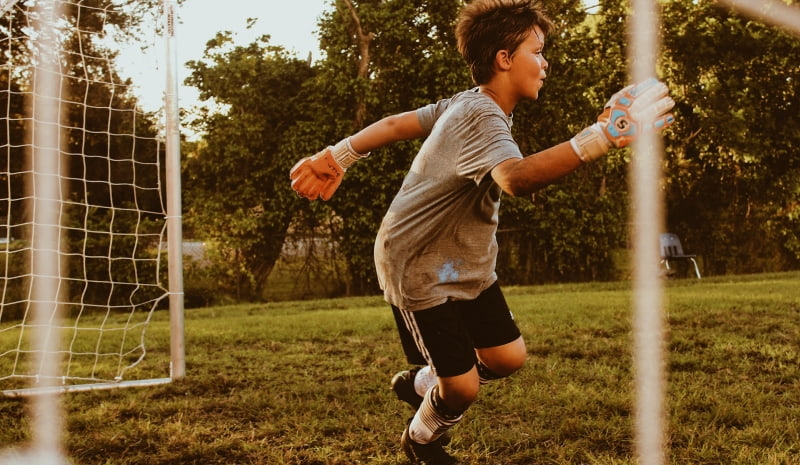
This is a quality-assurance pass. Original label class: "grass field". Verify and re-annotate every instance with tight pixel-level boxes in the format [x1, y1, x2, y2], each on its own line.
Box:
[1, 272, 798, 464]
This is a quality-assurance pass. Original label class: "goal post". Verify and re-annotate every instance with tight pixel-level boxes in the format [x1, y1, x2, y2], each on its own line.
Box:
[628, 0, 667, 463]
[0, 0, 185, 402]
[163, 0, 186, 382]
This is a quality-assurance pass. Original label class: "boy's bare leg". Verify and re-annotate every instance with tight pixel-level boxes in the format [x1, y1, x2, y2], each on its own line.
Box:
[476, 336, 527, 380]
[409, 335, 527, 441]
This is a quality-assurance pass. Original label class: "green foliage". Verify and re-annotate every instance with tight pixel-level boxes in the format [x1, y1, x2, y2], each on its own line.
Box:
[182, 0, 800, 303]
[315, 0, 471, 293]
[183, 34, 318, 302]
[498, 159, 630, 283]
[64, 205, 165, 309]
[498, 0, 633, 284]
[0, 241, 29, 321]
[0, 0, 168, 315]
[660, 0, 800, 274]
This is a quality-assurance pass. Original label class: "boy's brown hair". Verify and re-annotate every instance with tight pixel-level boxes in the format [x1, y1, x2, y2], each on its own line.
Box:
[456, 0, 555, 85]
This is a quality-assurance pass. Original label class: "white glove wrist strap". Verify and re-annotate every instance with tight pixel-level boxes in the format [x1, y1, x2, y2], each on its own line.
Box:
[570, 123, 611, 163]
[331, 137, 370, 170]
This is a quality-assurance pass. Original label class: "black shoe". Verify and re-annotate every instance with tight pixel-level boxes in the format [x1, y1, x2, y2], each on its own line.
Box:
[391, 368, 424, 410]
[401, 423, 458, 465]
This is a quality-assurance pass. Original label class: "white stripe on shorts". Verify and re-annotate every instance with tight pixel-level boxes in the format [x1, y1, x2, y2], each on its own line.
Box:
[398, 308, 434, 374]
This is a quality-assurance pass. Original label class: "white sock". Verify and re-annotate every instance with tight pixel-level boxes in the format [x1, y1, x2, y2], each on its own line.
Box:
[413, 365, 437, 398]
[409, 385, 463, 444]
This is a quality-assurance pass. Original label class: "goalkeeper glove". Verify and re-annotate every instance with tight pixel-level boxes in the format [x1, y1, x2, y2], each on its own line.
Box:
[289, 138, 369, 201]
[571, 78, 676, 163]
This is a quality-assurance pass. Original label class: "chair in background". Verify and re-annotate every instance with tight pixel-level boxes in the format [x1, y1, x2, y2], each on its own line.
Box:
[659, 233, 701, 279]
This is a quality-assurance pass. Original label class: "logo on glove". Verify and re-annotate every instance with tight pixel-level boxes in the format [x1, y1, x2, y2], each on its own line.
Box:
[614, 116, 630, 133]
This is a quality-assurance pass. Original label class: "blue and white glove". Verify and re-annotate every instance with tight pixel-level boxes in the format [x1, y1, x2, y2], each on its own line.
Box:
[571, 78, 676, 163]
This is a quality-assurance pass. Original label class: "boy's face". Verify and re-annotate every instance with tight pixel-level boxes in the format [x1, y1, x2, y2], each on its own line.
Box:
[509, 26, 548, 100]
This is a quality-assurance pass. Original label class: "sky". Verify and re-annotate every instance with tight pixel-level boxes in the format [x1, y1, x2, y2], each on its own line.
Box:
[122, 0, 330, 113]
[176, 0, 328, 65]
[175, 0, 329, 108]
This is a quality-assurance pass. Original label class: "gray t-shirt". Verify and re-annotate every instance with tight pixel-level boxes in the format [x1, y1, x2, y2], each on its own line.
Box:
[374, 89, 523, 311]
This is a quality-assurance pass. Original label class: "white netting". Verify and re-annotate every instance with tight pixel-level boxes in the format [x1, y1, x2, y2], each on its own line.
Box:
[0, 0, 172, 394]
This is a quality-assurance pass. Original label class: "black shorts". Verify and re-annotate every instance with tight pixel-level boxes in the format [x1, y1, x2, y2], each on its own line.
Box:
[391, 281, 521, 378]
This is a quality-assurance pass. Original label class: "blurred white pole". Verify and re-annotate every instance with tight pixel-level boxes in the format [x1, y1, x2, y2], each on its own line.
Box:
[29, 0, 67, 463]
[628, 0, 666, 464]
[717, 0, 800, 39]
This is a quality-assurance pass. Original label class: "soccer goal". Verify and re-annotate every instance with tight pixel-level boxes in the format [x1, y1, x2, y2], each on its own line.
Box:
[0, 0, 185, 404]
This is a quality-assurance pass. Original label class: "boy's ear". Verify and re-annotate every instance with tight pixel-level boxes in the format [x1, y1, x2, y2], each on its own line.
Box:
[495, 49, 513, 71]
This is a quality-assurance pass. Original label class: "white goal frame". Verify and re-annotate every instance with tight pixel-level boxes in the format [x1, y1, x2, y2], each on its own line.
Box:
[0, 0, 184, 405]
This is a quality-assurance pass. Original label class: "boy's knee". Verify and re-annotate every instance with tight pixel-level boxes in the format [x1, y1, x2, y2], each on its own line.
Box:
[438, 370, 480, 411]
[479, 337, 527, 378]
[478, 355, 525, 381]
[497, 349, 527, 375]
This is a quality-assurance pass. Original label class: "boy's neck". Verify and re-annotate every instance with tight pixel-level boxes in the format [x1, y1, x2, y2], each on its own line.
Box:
[478, 85, 516, 117]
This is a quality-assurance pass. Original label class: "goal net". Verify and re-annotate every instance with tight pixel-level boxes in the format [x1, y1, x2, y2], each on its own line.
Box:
[0, 0, 184, 400]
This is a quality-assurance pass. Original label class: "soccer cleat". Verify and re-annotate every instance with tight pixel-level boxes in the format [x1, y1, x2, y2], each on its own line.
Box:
[401, 422, 458, 465]
[391, 368, 424, 410]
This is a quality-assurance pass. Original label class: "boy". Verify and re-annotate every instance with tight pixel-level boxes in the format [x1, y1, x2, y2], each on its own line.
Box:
[290, 1, 674, 463]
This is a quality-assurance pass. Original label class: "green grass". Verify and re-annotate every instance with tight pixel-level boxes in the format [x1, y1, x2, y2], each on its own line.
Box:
[1, 272, 799, 464]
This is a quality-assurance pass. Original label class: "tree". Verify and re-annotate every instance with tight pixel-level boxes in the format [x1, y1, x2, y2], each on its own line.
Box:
[660, 0, 800, 273]
[184, 32, 317, 301]
[181, 0, 800, 303]
[312, 0, 469, 294]
[307, 0, 638, 289]
[1, 1, 167, 312]
[497, 0, 633, 283]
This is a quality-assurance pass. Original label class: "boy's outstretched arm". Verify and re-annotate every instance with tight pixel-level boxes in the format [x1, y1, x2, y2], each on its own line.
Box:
[492, 78, 675, 197]
[290, 111, 426, 201]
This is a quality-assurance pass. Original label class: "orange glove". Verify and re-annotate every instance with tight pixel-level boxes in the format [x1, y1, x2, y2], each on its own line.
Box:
[290, 148, 344, 201]
[571, 78, 675, 163]
[289, 138, 369, 201]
